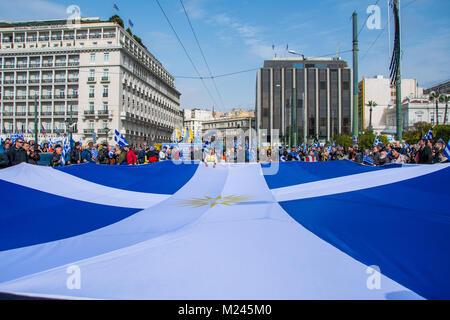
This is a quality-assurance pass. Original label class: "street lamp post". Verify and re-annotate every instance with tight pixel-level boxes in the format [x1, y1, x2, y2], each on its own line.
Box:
[34, 95, 38, 144]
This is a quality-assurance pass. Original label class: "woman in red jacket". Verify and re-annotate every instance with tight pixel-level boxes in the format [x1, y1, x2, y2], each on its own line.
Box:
[125, 145, 137, 165]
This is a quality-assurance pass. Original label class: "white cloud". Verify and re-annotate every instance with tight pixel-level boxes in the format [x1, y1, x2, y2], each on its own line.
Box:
[0, 0, 67, 21]
[181, 0, 207, 19]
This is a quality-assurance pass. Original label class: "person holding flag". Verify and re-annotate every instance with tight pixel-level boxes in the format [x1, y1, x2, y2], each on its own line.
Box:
[443, 140, 450, 163]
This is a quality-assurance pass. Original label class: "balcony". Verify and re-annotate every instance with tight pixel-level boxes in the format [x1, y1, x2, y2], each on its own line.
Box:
[29, 79, 40, 84]
[67, 93, 79, 99]
[15, 38, 25, 43]
[68, 61, 79, 66]
[89, 93, 95, 98]
[39, 37, 50, 42]
[41, 79, 53, 83]
[97, 109, 109, 116]
[17, 63, 28, 68]
[103, 33, 116, 38]
[27, 37, 37, 42]
[51, 36, 62, 41]
[55, 62, 66, 67]
[54, 94, 66, 99]
[2, 38, 12, 43]
[87, 77, 96, 82]
[103, 93, 109, 98]
[97, 128, 110, 135]
[42, 62, 53, 67]
[3, 112, 13, 117]
[4, 64, 15, 69]
[41, 94, 52, 99]
[4, 96, 14, 100]
[16, 95, 27, 100]
[4, 79, 15, 84]
[101, 76, 110, 82]
[41, 111, 52, 116]
[84, 110, 95, 116]
[84, 129, 95, 134]
[54, 78, 66, 83]
[54, 111, 66, 116]
[64, 35, 75, 40]
[16, 112, 27, 116]
[29, 63, 40, 68]
[76, 34, 87, 40]
[90, 34, 101, 39]
[16, 79, 27, 84]
[68, 78, 78, 83]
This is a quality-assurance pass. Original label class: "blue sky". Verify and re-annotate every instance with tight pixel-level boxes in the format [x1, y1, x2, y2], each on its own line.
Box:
[1, 0, 449, 111]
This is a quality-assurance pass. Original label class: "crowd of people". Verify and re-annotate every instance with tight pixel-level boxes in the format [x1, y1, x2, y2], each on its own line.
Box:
[278, 139, 449, 165]
[0, 137, 448, 169]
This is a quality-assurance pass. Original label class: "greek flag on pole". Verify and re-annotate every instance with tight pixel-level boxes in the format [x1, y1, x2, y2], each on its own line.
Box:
[113, 3, 119, 11]
[444, 140, 450, 160]
[61, 137, 70, 166]
[114, 130, 129, 147]
[128, 19, 134, 28]
[374, 136, 382, 146]
[423, 129, 434, 140]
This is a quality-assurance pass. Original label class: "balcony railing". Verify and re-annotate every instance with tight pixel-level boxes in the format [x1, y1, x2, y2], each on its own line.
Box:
[84, 129, 95, 134]
[101, 76, 110, 82]
[17, 63, 28, 68]
[3, 112, 14, 116]
[76, 35, 87, 39]
[54, 78, 66, 83]
[41, 95, 52, 99]
[27, 37, 37, 42]
[89, 93, 95, 98]
[42, 62, 53, 67]
[67, 93, 79, 99]
[84, 110, 95, 115]
[64, 35, 75, 40]
[41, 111, 52, 116]
[103, 33, 116, 38]
[88, 77, 96, 82]
[4, 96, 14, 100]
[97, 109, 109, 116]
[29, 79, 40, 84]
[4, 64, 15, 69]
[68, 78, 78, 83]
[55, 94, 66, 99]
[4, 79, 15, 84]
[97, 129, 109, 134]
[29, 63, 40, 68]
[2, 39, 12, 43]
[16, 112, 27, 116]
[16, 79, 27, 84]
[55, 62, 66, 67]
[54, 111, 66, 116]
[39, 37, 50, 41]
[68, 62, 79, 66]
[16, 95, 27, 100]
[103, 93, 109, 97]
[41, 79, 52, 83]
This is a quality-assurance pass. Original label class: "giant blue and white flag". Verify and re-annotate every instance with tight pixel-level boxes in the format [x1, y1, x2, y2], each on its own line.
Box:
[114, 130, 129, 147]
[0, 161, 449, 300]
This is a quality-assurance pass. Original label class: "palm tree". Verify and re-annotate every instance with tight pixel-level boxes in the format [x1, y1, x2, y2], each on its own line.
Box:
[429, 91, 442, 125]
[366, 101, 377, 130]
[441, 94, 450, 124]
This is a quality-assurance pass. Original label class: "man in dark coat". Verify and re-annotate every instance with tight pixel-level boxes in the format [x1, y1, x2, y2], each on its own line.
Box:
[70, 142, 82, 165]
[50, 145, 63, 167]
[418, 139, 433, 164]
[7, 138, 28, 166]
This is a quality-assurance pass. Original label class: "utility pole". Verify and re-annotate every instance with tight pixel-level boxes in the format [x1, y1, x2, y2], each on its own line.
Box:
[352, 11, 359, 145]
[34, 95, 38, 143]
[395, 0, 402, 141]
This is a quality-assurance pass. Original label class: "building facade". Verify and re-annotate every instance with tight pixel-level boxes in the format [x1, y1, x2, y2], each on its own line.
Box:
[183, 108, 214, 136]
[256, 57, 353, 145]
[358, 75, 423, 135]
[202, 116, 255, 148]
[385, 97, 449, 133]
[0, 17, 182, 146]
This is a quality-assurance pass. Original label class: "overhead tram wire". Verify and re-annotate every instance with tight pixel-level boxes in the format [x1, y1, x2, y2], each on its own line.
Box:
[175, 49, 354, 80]
[179, 0, 225, 110]
[154, 0, 218, 108]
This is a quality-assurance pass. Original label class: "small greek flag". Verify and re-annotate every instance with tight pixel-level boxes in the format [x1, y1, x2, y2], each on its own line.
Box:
[128, 19, 134, 28]
[41, 124, 46, 134]
[109, 149, 115, 158]
[423, 129, 434, 140]
[444, 140, 450, 160]
[61, 137, 70, 166]
[363, 154, 374, 165]
[114, 130, 129, 147]
[113, 3, 119, 11]
[405, 142, 411, 150]
[374, 136, 383, 146]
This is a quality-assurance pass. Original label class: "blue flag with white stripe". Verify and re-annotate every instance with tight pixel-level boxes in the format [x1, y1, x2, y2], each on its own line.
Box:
[114, 130, 129, 147]
[363, 154, 374, 165]
[423, 129, 434, 140]
[444, 140, 450, 160]
[374, 136, 383, 146]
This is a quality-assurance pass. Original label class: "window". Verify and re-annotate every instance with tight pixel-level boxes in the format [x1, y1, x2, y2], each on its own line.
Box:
[104, 53, 109, 62]
[89, 86, 95, 98]
[102, 120, 108, 129]
[90, 53, 96, 63]
[103, 85, 108, 97]
[103, 102, 108, 111]
[89, 120, 94, 129]
[89, 102, 94, 112]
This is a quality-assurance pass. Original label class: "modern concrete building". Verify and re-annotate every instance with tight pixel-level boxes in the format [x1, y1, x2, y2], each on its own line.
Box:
[256, 57, 353, 145]
[0, 17, 182, 145]
[358, 75, 423, 134]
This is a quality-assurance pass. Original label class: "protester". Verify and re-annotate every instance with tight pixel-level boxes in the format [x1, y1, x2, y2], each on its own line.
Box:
[50, 145, 63, 167]
[125, 145, 137, 165]
[7, 138, 27, 166]
[70, 142, 82, 165]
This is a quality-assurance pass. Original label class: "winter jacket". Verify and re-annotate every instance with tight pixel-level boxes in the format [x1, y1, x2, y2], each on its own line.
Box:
[70, 148, 82, 164]
[7, 147, 28, 166]
[126, 150, 137, 165]
[50, 152, 62, 167]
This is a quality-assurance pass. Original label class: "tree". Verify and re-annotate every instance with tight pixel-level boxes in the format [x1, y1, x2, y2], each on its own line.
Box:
[334, 134, 352, 148]
[429, 91, 442, 125]
[366, 100, 377, 130]
[441, 94, 450, 124]
[108, 15, 124, 28]
[133, 35, 147, 50]
[358, 130, 376, 150]
[434, 125, 450, 143]
[126, 28, 133, 36]
[379, 134, 389, 146]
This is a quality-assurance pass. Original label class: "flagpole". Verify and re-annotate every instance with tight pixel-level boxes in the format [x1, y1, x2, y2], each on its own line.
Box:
[395, 0, 402, 142]
[34, 95, 38, 144]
